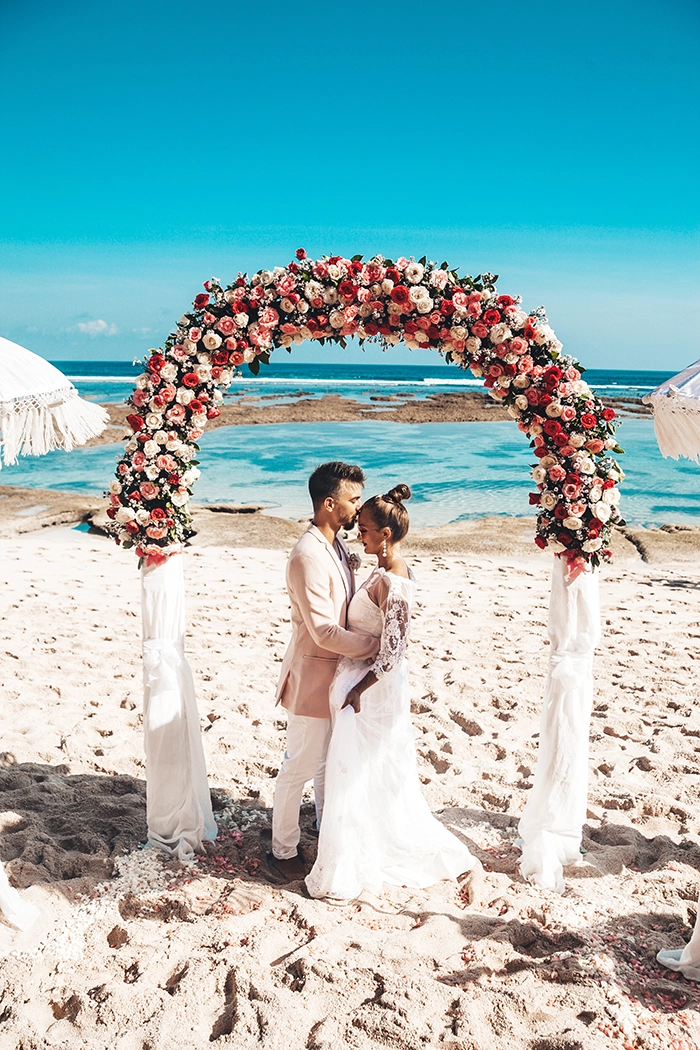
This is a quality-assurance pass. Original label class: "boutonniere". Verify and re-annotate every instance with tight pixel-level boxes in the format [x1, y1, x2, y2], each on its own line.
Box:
[347, 552, 362, 573]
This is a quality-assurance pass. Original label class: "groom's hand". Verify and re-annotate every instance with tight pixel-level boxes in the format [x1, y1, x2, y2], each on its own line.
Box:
[342, 687, 362, 713]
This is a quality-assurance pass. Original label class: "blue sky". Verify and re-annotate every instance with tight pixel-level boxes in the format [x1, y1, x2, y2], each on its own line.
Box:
[0, 0, 698, 369]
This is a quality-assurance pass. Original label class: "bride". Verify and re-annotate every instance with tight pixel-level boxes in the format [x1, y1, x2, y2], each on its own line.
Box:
[305, 485, 477, 900]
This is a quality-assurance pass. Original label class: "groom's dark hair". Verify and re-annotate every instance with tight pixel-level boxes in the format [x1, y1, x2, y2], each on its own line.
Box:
[309, 461, 365, 509]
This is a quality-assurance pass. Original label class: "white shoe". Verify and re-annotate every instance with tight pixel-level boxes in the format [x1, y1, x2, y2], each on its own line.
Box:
[657, 948, 700, 981]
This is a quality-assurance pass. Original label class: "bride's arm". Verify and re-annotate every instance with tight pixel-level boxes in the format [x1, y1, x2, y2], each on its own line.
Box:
[342, 575, 411, 712]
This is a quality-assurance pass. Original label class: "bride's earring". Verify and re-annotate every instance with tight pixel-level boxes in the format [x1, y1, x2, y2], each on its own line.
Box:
[381, 538, 387, 558]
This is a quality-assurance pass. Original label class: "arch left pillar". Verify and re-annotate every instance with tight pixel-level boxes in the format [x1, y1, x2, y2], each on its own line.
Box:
[141, 553, 216, 861]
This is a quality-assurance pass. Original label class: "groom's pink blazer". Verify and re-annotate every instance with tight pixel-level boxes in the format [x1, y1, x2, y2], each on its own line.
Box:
[275, 525, 379, 719]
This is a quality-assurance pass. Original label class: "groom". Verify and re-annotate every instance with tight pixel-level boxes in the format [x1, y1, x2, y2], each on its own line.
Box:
[270, 461, 380, 880]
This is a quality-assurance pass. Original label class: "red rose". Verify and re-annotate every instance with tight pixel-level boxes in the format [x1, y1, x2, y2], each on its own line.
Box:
[533, 447, 549, 458]
[497, 295, 515, 307]
[441, 300, 456, 316]
[151, 507, 167, 521]
[404, 320, 419, 335]
[580, 413, 597, 429]
[390, 285, 410, 305]
[554, 505, 569, 520]
[553, 433, 569, 447]
[488, 363, 504, 377]
[602, 479, 615, 490]
[207, 408, 221, 419]
[106, 507, 117, 520]
[529, 493, 541, 505]
[148, 355, 166, 373]
[182, 372, 200, 388]
[188, 399, 203, 414]
[364, 321, 380, 336]
[534, 536, 547, 549]
[386, 268, 401, 284]
[194, 293, 210, 309]
[601, 408, 616, 421]
[125, 520, 140, 535]
[483, 309, 501, 326]
[296, 248, 307, 260]
[558, 532, 573, 546]
[545, 366, 563, 381]
[126, 413, 145, 432]
[169, 473, 180, 485]
[338, 280, 357, 300]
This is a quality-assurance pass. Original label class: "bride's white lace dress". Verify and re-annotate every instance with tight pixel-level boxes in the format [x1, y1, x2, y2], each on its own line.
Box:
[305, 567, 474, 899]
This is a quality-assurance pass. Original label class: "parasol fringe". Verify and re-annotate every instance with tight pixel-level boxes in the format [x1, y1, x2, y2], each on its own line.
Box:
[643, 392, 700, 464]
[0, 388, 109, 467]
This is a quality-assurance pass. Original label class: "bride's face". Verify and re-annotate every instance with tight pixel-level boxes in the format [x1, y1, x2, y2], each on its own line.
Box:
[357, 509, 390, 556]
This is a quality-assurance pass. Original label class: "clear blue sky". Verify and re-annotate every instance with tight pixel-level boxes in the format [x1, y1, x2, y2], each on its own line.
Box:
[1, 0, 698, 369]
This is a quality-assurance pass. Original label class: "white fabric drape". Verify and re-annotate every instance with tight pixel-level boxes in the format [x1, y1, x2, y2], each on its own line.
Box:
[141, 553, 216, 861]
[518, 556, 601, 892]
[642, 357, 700, 462]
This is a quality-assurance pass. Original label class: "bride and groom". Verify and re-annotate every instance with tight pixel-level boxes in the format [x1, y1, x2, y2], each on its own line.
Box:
[269, 461, 479, 900]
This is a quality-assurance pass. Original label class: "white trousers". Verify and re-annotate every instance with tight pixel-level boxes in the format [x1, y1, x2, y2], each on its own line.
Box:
[272, 712, 332, 860]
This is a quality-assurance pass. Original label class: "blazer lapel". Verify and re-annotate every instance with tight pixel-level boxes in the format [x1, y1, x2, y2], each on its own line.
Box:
[308, 525, 351, 604]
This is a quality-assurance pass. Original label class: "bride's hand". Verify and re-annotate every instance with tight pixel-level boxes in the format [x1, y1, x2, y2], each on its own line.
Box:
[342, 687, 361, 713]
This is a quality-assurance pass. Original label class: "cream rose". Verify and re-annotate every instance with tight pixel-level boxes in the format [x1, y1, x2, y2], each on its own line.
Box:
[329, 310, 345, 329]
[409, 284, 429, 302]
[489, 323, 512, 345]
[465, 336, 481, 352]
[539, 455, 557, 469]
[563, 516, 583, 530]
[109, 480, 122, 494]
[145, 412, 163, 429]
[545, 401, 563, 418]
[569, 433, 585, 448]
[532, 466, 547, 484]
[507, 405, 520, 419]
[416, 298, 433, 314]
[202, 331, 222, 351]
[160, 363, 177, 381]
[514, 395, 529, 411]
[592, 501, 611, 522]
[404, 262, 425, 284]
[235, 313, 249, 328]
[512, 375, 530, 389]
[171, 490, 190, 507]
[145, 464, 160, 481]
[115, 507, 135, 524]
[177, 388, 194, 405]
[540, 491, 559, 511]
[144, 440, 160, 457]
[135, 509, 151, 526]
[583, 537, 603, 552]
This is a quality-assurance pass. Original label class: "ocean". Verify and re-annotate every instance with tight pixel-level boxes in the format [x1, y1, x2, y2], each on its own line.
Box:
[1, 361, 697, 529]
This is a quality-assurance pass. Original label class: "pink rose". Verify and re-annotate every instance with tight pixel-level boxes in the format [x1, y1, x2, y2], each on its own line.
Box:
[216, 316, 236, 336]
[452, 290, 468, 309]
[585, 439, 605, 453]
[560, 406, 576, 423]
[518, 356, 534, 374]
[395, 257, 409, 270]
[117, 463, 129, 475]
[146, 525, 168, 539]
[467, 301, 482, 318]
[156, 454, 177, 472]
[167, 404, 187, 423]
[569, 502, 586, 516]
[548, 465, 567, 482]
[280, 323, 299, 334]
[132, 389, 149, 407]
[341, 320, 359, 335]
[140, 481, 159, 499]
[357, 287, 371, 303]
[472, 322, 488, 339]
[276, 275, 295, 295]
[509, 337, 529, 355]
[188, 428, 204, 440]
[131, 451, 146, 469]
[258, 307, 279, 327]
[188, 327, 202, 343]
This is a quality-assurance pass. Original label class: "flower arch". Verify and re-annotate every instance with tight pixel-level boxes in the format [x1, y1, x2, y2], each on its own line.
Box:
[106, 250, 624, 569]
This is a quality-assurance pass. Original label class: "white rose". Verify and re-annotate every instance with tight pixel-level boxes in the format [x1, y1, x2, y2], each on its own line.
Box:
[381, 279, 394, 293]
[183, 340, 198, 354]
[563, 516, 583, 530]
[145, 464, 160, 480]
[235, 313, 249, 328]
[540, 491, 559, 511]
[273, 266, 285, 278]
[507, 405, 520, 419]
[125, 440, 138, 453]
[202, 331, 222, 351]
[329, 310, 345, 329]
[166, 439, 182, 453]
[465, 336, 481, 352]
[510, 309, 528, 329]
[135, 509, 151, 526]
[177, 388, 194, 405]
[385, 332, 401, 345]
[579, 458, 596, 475]
[146, 412, 163, 429]
[414, 330, 429, 343]
[305, 281, 323, 300]
[593, 501, 611, 522]
[171, 490, 190, 507]
[223, 289, 236, 302]
[297, 299, 308, 314]
[109, 480, 122, 494]
[512, 375, 530, 389]
[160, 363, 177, 381]
[489, 323, 512, 345]
[451, 326, 467, 340]
[545, 401, 562, 418]
[328, 264, 343, 281]
[115, 507, 136, 524]
[219, 369, 233, 385]
[243, 348, 255, 363]
[181, 467, 200, 486]
[405, 262, 425, 284]
[539, 455, 557, 468]
[178, 315, 190, 327]
[191, 413, 208, 428]
[497, 375, 511, 387]
[323, 287, 339, 305]
[135, 374, 151, 390]
[260, 270, 274, 285]
[572, 380, 591, 397]
[409, 284, 429, 302]
[178, 446, 195, 462]
[515, 395, 529, 411]
[154, 430, 169, 445]
[534, 323, 555, 345]
[583, 538, 603, 552]
[416, 297, 433, 314]
[569, 432, 585, 448]
[505, 352, 518, 365]
[605, 488, 621, 505]
[532, 466, 547, 484]
[605, 437, 617, 449]
[195, 364, 212, 381]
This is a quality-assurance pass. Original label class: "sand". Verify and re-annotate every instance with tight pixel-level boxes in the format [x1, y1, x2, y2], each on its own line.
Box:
[0, 523, 698, 1050]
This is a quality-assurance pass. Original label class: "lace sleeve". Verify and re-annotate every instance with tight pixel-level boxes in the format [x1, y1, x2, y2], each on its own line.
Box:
[368, 574, 412, 679]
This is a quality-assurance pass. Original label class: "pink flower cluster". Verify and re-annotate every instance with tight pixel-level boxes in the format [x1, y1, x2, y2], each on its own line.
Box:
[107, 251, 623, 567]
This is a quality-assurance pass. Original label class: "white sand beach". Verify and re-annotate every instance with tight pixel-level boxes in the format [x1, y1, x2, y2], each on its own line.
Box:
[0, 524, 699, 1050]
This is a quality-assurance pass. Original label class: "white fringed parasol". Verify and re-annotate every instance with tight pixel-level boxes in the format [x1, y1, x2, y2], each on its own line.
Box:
[0, 336, 109, 467]
[643, 358, 700, 462]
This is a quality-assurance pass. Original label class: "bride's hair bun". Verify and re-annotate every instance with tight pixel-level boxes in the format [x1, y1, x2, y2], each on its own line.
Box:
[363, 483, 412, 542]
[383, 484, 411, 505]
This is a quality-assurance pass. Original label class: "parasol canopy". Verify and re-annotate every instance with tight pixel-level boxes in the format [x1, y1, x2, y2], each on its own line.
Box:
[0, 336, 109, 467]
[643, 358, 700, 462]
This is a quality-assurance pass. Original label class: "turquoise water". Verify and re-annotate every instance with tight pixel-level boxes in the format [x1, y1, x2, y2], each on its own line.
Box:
[2, 418, 698, 529]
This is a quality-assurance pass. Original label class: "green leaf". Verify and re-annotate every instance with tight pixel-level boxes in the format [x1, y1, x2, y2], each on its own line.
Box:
[351, 254, 363, 262]
[339, 337, 347, 349]
[441, 261, 448, 270]
[419, 255, 427, 265]
[248, 358, 260, 376]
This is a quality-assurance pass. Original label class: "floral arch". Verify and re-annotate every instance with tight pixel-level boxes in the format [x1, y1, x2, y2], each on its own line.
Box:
[107, 250, 624, 571]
